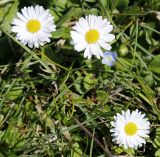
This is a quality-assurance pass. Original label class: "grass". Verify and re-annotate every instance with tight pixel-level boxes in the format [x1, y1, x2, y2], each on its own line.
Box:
[0, 0, 160, 156]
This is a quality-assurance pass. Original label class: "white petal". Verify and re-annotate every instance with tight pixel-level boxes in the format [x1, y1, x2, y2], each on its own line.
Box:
[17, 12, 27, 22]
[84, 45, 92, 59]
[12, 19, 25, 27]
[78, 17, 89, 31]
[98, 40, 111, 50]
[90, 43, 103, 59]
[74, 41, 87, 52]
[101, 34, 115, 42]
[70, 31, 85, 44]
[27, 6, 33, 19]
[30, 6, 36, 19]
[21, 7, 30, 20]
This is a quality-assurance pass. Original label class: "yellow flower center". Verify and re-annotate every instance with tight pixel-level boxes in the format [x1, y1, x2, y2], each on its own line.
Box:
[26, 20, 41, 33]
[124, 122, 138, 136]
[85, 29, 100, 43]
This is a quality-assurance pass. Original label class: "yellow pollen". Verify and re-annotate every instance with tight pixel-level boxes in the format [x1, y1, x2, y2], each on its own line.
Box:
[85, 29, 99, 43]
[124, 122, 138, 136]
[26, 20, 41, 33]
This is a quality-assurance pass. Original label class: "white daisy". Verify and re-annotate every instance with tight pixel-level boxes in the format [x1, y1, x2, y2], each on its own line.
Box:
[70, 15, 115, 59]
[110, 109, 150, 149]
[11, 5, 56, 48]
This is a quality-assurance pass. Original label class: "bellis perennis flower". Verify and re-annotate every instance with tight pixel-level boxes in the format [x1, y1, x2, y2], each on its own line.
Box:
[71, 15, 115, 59]
[11, 5, 56, 48]
[110, 109, 150, 149]
[101, 51, 117, 66]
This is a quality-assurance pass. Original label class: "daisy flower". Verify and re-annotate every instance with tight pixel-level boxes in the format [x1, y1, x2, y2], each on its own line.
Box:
[110, 109, 150, 149]
[70, 15, 115, 59]
[11, 5, 56, 48]
[101, 51, 117, 66]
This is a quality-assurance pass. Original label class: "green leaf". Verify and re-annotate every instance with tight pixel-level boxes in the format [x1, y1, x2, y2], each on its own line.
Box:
[149, 55, 160, 73]
[52, 27, 70, 39]
[1, 124, 21, 146]
[115, 57, 132, 71]
[145, 31, 159, 46]
[71, 142, 83, 157]
[115, 0, 129, 10]
[0, 0, 13, 7]
[0, 114, 4, 124]
[74, 75, 86, 94]
[6, 88, 22, 100]
[96, 90, 108, 101]
[84, 0, 96, 2]
[1, 0, 19, 32]
[55, 0, 67, 9]
[0, 3, 12, 24]
[155, 149, 160, 157]
[99, 0, 107, 9]
[49, 9, 59, 22]
[84, 73, 98, 91]
[85, 8, 99, 15]
[56, 8, 74, 27]
[144, 74, 154, 87]
[57, 8, 82, 27]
